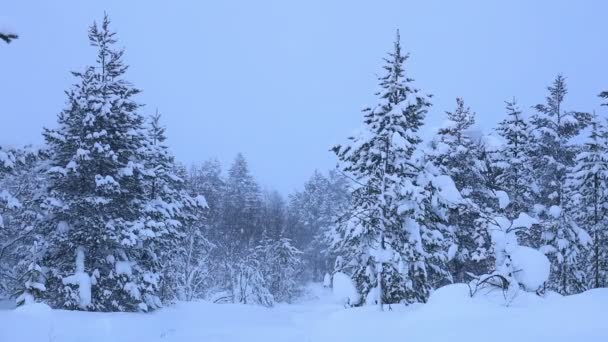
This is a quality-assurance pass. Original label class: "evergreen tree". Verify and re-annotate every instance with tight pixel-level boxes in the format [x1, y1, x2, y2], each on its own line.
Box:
[569, 114, 608, 288]
[0, 146, 46, 299]
[220, 153, 262, 253]
[529, 75, 592, 294]
[15, 240, 46, 306]
[142, 111, 208, 302]
[332, 30, 436, 308]
[189, 159, 224, 217]
[260, 190, 287, 240]
[286, 169, 350, 281]
[41, 15, 164, 311]
[217, 153, 267, 303]
[187, 159, 225, 250]
[428, 98, 494, 282]
[494, 98, 535, 218]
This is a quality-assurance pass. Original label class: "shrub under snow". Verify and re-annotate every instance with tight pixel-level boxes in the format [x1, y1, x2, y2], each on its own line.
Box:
[332, 272, 359, 305]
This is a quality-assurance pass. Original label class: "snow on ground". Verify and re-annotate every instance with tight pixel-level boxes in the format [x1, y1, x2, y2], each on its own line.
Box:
[1, 283, 607, 342]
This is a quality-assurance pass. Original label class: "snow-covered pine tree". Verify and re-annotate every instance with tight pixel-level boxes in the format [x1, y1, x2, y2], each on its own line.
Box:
[221, 153, 263, 253]
[428, 98, 493, 283]
[188, 158, 225, 235]
[414, 165, 459, 289]
[15, 239, 46, 306]
[41, 15, 165, 311]
[529, 75, 592, 295]
[0, 146, 47, 299]
[286, 169, 350, 282]
[569, 113, 608, 289]
[260, 190, 287, 241]
[494, 99, 535, 219]
[332, 30, 436, 308]
[217, 153, 269, 303]
[142, 111, 209, 303]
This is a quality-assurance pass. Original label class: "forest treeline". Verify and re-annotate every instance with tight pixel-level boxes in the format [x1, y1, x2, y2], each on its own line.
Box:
[1, 16, 607, 311]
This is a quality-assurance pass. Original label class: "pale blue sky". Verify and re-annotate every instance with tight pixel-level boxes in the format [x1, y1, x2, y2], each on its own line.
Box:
[1, 1, 607, 194]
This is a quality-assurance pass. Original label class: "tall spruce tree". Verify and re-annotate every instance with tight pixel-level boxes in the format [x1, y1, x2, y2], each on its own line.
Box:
[529, 75, 592, 294]
[41, 15, 165, 311]
[332, 31, 437, 308]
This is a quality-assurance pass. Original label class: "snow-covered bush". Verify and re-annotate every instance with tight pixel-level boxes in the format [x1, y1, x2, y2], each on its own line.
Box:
[231, 255, 274, 307]
[15, 240, 46, 306]
[258, 237, 303, 303]
[332, 272, 359, 306]
[323, 273, 331, 288]
[469, 213, 550, 303]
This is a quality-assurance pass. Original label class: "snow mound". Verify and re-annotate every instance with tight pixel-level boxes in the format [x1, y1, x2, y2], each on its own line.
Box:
[510, 246, 550, 291]
[549, 205, 562, 218]
[332, 272, 360, 305]
[2, 288, 608, 341]
[323, 273, 331, 288]
[432, 175, 463, 204]
[496, 190, 510, 209]
[426, 283, 471, 307]
[14, 302, 52, 315]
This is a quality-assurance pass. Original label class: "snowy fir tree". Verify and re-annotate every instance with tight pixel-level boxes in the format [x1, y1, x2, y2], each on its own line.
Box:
[41, 15, 170, 311]
[14, 239, 46, 306]
[0, 146, 47, 299]
[428, 98, 494, 283]
[529, 75, 592, 295]
[214, 153, 273, 304]
[332, 30, 449, 308]
[569, 114, 608, 289]
[494, 98, 536, 219]
[4, 12, 608, 326]
[287, 169, 350, 281]
[220, 153, 263, 254]
[188, 158, 225, 232]
[142, 111, 209, 302]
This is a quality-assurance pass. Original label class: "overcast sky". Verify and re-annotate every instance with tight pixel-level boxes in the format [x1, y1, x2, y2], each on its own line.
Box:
[2, 1, 607, 194]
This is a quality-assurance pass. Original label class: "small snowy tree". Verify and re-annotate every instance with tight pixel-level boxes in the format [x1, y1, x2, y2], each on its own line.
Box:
[494, 99, 536, 218]
[258, 237, 302, 303]
[15, 240, 46, 306]
[231, 250, 274, 307]
[470, 212, 549, 305]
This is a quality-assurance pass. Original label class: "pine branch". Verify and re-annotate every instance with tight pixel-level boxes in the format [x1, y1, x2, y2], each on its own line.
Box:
[0, 32, 18, 44]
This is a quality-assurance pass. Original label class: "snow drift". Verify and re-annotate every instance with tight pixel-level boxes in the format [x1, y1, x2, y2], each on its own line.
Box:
[1, 284, 607, 342]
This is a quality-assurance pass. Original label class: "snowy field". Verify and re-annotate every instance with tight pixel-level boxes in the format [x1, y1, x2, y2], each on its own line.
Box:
[2, 284, 607, 342]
